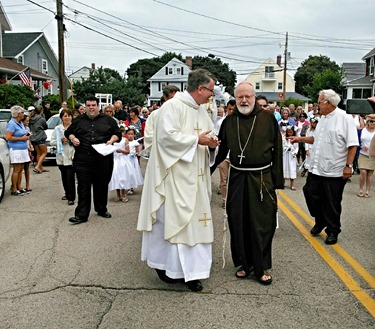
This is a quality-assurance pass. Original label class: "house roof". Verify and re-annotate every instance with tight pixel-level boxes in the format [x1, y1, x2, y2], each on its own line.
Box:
[148, 58, 190, 81]
[346, 75, 373, 86]
[342, 63, 366, 82]
[0, 3, 12, 31]
[69, 66, 93, 77]
[0, 57, 51, 80]
[362, 47, 375, 60]
[256, 92, 310, 102]
[2, 32, 43, 57]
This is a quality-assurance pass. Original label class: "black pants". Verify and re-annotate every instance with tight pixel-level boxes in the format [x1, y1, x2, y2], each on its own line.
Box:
[73, 156, 113, 220]
[303, 173, 347, 235]
[58, 165, 76, 202]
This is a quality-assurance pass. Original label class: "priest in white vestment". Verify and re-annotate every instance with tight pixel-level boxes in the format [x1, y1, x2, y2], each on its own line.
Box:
[137, 69, 219, 292]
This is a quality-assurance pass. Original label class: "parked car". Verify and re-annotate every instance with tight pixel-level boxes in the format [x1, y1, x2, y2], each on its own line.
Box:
[0, 136, 11, 202]
[0, 109, 11, 139]
[45, 114, 61, 160]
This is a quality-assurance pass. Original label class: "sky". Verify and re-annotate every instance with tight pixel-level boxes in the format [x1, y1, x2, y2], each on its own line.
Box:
[2, 0, 374, 82]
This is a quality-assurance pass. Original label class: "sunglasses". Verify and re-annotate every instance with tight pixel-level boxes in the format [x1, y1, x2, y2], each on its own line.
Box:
[259, 104, 268, 108]
[368, 120, 375, 123]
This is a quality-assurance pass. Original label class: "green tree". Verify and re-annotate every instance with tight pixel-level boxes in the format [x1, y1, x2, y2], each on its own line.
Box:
[72, 67, 127, 103]
[0, 84, 35, 108]
[304, 69, 344, 103]
[295, 55, 342, 98]
[192, 56, 237, 95]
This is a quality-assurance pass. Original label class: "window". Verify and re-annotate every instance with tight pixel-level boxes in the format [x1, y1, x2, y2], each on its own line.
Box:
[370, 57, 374, 76]
[278, 82, 283, 90]
[17, 55, 24, 65]
[352, 88, 372, 99]
[168, 68, 173, 74]
[159, 82, 167, 91]
[41, 59, 48, 74]
[264, 66, 275, 79]
[255, 82, 260, 90]
[176, 67, 181, 75]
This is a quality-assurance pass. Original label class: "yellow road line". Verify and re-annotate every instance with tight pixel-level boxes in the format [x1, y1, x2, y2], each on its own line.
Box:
[278, 190, 375, 289]
[278, 199, 375, 318]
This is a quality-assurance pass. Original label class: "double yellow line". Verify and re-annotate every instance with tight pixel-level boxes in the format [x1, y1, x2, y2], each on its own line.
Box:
[278, 190, 375, 318]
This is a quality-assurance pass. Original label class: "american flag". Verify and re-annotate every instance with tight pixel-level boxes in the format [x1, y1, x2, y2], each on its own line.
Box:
[19, 68, 33, 88]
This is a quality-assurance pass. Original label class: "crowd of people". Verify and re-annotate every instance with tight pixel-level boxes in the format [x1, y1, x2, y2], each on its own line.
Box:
[5, 71, 375, 293]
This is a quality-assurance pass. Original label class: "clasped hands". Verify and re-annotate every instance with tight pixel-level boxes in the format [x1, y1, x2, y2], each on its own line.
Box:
[198, 130, 220, 148]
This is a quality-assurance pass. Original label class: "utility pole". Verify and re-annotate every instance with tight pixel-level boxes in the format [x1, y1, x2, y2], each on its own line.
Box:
[283, 32, 288, 102]
[56, 0, 66, 102]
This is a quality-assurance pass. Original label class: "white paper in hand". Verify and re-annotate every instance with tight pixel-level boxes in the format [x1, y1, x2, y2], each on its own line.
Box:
[92, 143, 118, 156]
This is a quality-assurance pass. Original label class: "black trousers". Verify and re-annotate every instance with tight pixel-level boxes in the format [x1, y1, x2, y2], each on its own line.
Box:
[58, 165, 76, 202]
[73, 156, 113, 220]
[303, 173, 347, 235]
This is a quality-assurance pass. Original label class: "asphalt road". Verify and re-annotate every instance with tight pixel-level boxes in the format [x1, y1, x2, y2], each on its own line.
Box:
[0, 159, 374, 329]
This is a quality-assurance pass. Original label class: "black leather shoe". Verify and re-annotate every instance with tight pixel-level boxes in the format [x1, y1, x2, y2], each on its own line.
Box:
[186, 280, 203, 292]
[97, 212, 112, 218]
[155, 269, 180, 284]
[325, 233, 338, 245]
[310, 224, 324, 236]
[69, 216, 88, 225]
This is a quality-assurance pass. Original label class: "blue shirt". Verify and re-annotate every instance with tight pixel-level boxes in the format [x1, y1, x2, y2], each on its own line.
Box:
[6, 118, 28, 150]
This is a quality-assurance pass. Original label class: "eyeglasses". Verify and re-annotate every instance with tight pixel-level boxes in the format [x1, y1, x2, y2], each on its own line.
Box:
[236, 95, 255, 101]
[201, 86, 215, 93]
[317, 100, 328, 105]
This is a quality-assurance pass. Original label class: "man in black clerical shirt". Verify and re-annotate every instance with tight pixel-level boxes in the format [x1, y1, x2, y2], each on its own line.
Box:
[65, 95, 122, 224]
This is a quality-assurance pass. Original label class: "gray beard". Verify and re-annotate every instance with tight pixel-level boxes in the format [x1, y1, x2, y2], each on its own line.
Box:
[237, 105, 254, 115]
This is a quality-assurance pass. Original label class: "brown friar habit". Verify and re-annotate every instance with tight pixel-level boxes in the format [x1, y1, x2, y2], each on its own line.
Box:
[212, 104, 284, 279]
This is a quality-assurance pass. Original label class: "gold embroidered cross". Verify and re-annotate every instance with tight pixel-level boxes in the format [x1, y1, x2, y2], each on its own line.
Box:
[198, 213, 211, 227]
[198, 168, 204, 181]
[194, 122, 202, 133]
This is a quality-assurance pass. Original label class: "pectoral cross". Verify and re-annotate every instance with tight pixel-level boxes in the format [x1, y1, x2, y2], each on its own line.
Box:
[198, 213, 211, 227]
[238, 152, 245, 164]
[194, 122, 202, 133]
[198, 168, 204, 181]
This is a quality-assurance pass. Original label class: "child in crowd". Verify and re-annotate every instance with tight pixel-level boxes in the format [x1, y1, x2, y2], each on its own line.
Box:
[108, 126, 132, 203]
[126, 126, 143, 194]
[283, 125, 299, 190]
[303, 116, 319, 176]
[20, 114, 33, 192]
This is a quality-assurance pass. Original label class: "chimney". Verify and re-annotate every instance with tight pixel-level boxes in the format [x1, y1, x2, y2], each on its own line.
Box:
[276, 55, 282, 67]
[91, 63, 96, 70]
[185, 56, 192, 69]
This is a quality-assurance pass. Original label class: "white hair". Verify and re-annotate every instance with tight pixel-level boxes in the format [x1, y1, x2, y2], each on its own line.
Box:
[234, 81, 255, 97]
[319, 89, 341, 107]
[11, 105, 24, 118]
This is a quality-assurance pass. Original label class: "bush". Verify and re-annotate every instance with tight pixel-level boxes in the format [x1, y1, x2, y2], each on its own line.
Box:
[0, 84, 35, 108]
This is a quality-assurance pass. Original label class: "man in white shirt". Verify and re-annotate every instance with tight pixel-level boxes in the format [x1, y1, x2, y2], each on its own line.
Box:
[289, 89, 358, 245]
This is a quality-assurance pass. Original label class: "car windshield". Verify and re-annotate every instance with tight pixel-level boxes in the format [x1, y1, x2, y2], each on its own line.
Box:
[0, 111, 11, 121]
[47, 116, 61, 129]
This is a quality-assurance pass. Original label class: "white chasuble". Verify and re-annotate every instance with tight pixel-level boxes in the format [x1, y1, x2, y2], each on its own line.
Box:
[137, 91, 214, 246]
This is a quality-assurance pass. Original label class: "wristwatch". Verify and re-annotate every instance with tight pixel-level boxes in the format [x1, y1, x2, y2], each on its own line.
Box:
[346, 164, 353, 169]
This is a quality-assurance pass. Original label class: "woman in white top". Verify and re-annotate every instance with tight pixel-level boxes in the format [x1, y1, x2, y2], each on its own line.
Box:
[358, 114, 375, 197]
[50, 109, 76, 205]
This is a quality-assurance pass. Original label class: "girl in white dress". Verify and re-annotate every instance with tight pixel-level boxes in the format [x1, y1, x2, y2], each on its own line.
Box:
[108, 128, 133, 202]
[304, 117, 319, 174]
[126, 126, 144, 194]
[283, 126, 299, 190]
